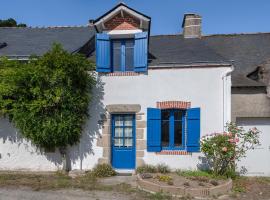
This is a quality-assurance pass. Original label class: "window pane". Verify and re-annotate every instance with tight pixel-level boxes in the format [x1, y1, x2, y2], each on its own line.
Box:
[124, 127, 132, 137]
[162, 110, 170, 120]
[114, 138, 123, 147]
[174, 121, 182, 147]
[115, 128, 123, 137]
[115, 116, 123, 126]
[125, 40, 134, 71]
[174, 110, 183, 120]
[124, 138, 133, 147]
[161, 120, 169, 147]
[124, 115, 133, 126]
[112, 40, 121, 71]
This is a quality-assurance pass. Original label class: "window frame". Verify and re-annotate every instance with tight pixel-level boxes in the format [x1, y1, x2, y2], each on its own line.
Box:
[161, 109, 186, 150]
[112, 114, 135, 148]
[111, 38, 135, 72]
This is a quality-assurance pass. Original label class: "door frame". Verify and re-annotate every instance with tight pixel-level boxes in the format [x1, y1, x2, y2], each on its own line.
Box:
[111, 113, 136, 169]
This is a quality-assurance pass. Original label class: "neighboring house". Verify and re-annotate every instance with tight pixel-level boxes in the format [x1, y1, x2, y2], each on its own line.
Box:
[0, 3, 269, 176]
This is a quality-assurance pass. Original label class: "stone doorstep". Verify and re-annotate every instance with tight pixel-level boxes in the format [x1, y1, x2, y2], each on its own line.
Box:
[137, 174, 233, 198]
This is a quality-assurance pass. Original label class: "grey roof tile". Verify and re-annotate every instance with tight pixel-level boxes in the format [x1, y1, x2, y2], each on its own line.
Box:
[0, 26, 95, 56]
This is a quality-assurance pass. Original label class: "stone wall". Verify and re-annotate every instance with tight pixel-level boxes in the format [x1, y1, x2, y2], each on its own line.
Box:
[96, 104, 146, 168]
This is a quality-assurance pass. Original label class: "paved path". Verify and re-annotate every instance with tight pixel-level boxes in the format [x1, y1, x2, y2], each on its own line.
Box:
[0, 188, 133, 200]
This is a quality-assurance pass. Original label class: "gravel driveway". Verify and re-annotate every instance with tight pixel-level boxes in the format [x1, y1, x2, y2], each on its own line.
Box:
[0, 188, 133, 200]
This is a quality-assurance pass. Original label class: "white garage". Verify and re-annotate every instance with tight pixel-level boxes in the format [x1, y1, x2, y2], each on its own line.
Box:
[237, 118, 270, 177]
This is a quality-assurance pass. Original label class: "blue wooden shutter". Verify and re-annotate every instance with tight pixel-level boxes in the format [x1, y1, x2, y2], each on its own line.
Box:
[96, 33, 111, 72]
[186, 107, 201, 152]
[134, 32, 148, 72]
[147, 108, 161, 152]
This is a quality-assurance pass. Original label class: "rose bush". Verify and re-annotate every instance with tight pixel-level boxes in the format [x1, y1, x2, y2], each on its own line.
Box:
[201, 122, 260, 177]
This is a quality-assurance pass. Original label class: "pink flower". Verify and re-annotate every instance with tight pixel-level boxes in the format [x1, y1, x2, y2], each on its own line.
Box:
[228, 132, 233, 138]
[222, 147, 227, 152]
[251, 127, 258, 134]
[228, 138, 234, 143]
[234, 137, 239, 143]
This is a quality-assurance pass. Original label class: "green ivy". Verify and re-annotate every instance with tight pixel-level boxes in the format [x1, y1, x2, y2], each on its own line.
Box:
[0, 44, 95, 149]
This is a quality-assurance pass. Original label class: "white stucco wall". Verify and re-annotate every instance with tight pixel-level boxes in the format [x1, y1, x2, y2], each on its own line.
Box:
[0, 66, 232, 171]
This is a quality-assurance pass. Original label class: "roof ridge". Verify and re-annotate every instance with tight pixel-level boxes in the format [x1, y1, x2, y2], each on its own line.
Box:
[151, 32, 270, 38]
[0, 25, 89, 29]
[204, 32, 270, 37]
[150, 34, 182, 37]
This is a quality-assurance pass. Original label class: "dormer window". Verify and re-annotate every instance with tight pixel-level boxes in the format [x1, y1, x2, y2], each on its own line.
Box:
[112, 39, 134, 72]
[93, 3, 151, 73]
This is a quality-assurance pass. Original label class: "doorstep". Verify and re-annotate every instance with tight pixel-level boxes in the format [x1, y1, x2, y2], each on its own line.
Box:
[114, 169, 135, 176]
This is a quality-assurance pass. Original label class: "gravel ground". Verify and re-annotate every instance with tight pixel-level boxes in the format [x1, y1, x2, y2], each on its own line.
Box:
[0, 188, 133, 200]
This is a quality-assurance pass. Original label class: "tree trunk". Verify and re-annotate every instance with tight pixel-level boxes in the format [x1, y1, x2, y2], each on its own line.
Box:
[59, 146, 70, 172]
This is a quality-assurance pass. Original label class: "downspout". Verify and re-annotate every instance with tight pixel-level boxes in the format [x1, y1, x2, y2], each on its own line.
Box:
[222, 64, 234, 131]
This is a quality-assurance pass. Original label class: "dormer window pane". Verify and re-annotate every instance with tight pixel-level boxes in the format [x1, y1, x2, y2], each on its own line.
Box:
[125, 40, 134, 71]
[111, 39, 134, 72]
[112, 40, 122, 72]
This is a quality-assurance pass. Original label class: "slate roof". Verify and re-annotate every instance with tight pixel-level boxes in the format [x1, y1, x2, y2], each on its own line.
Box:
[1, 26, 270, 87]
[150, 33, 270, 87]
[0, 26, 95, 56]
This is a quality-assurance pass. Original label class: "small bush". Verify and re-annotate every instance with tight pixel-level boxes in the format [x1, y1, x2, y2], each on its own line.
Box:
[92, 164, 116, 178]
[136, 165, 157, 174]
[156, 174, 172, 183]
[156, 163, 170, 174]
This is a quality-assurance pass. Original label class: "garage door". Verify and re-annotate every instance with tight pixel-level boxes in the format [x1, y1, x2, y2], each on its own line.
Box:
[237, 118, 270, 176]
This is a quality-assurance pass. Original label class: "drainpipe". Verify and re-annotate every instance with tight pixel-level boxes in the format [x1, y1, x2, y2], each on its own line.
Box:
[222, 64, 234, 131]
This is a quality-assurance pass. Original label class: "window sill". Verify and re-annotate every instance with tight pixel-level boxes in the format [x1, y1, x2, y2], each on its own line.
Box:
[156, 150, 191, 155]
[99, 72, 141, 76]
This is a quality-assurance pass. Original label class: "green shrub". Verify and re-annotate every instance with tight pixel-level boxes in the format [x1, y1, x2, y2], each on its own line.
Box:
[156, 174, 173, 183]
[136, 165, 157, 174]
[156, 163, 170, 174]
[92, 164, 116, 178]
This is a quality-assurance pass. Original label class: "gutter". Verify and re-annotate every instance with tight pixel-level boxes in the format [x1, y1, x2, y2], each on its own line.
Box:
[222, 64, 235, 131]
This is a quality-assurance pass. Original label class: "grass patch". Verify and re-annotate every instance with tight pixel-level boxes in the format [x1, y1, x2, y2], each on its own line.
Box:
[136, 163, 170, 174]
[176, 170, 226, 180]
[176, 170, 212, 178]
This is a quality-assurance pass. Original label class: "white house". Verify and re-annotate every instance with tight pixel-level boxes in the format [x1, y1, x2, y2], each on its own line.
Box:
[0, 3, 269, 176]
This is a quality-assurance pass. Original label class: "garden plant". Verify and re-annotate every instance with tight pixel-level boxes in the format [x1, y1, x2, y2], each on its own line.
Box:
[201, 122, 260, 177]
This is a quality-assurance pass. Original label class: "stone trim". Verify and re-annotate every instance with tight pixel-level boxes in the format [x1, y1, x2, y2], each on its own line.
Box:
[157, 101, 191, 109]
[156, 150, 191, 155]
[106, 104, 141, 113]
[98, 105, 146, 168]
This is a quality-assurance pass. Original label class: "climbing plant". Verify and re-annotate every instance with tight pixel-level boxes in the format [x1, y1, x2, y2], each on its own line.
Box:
[0, 44, 95, 153]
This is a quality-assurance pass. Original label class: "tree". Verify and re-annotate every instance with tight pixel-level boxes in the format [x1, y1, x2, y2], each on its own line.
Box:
[0, 44, 95, 171]
[0, 18, 27, 27]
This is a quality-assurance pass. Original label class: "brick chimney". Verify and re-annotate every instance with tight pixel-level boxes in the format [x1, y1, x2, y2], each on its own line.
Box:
[182, 14, 202, 38]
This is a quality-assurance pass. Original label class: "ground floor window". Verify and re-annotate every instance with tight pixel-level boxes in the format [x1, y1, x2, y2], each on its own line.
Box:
[161, 109, 185, 149]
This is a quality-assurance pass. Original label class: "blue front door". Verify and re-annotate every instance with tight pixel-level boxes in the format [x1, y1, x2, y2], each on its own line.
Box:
[111, 114, 136, 169]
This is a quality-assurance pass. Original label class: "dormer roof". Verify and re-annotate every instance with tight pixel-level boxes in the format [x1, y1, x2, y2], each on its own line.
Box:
[93, 3, 151, 33]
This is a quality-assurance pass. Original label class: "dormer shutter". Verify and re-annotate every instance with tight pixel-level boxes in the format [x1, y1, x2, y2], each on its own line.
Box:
[96, 33, 111, 72]
[134, 32, 148, 72]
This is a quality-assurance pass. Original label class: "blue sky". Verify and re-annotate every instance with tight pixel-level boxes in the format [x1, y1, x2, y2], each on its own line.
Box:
[1, 0, 270, 35]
